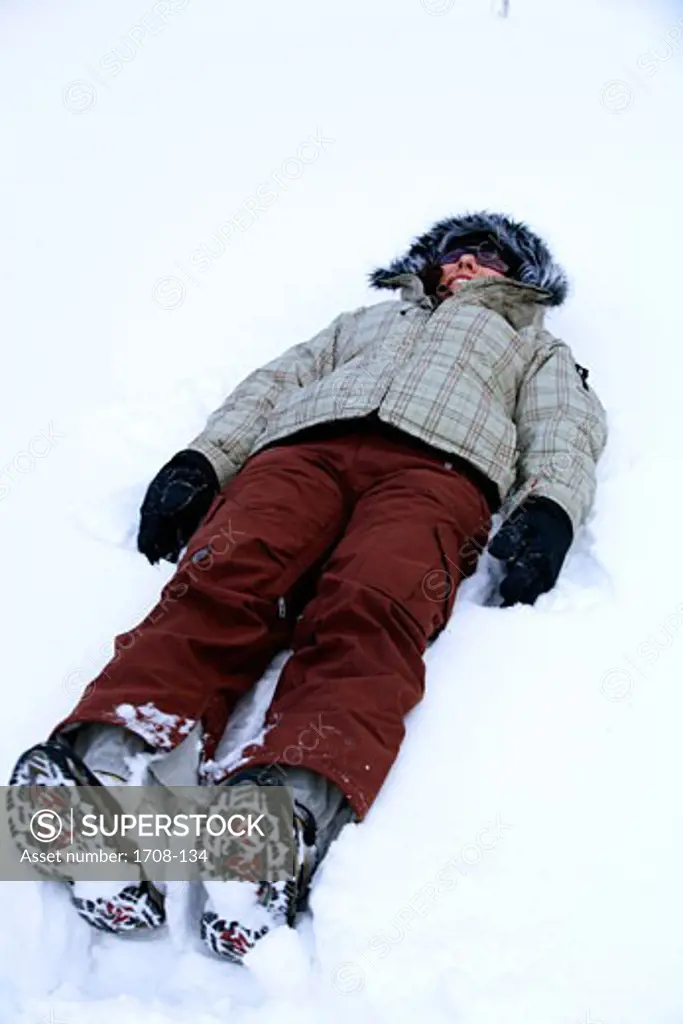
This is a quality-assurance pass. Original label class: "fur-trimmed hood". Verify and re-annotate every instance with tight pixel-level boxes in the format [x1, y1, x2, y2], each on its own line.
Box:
[369, 211, 569, 307]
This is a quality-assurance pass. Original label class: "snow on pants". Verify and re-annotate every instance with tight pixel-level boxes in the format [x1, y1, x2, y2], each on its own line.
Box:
[53, 418, 492, 819]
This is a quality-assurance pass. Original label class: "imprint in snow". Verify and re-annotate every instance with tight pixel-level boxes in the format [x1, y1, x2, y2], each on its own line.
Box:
[114, 703, 196, 751]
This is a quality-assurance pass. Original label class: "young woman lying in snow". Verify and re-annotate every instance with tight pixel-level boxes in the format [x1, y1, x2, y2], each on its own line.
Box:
[8, 211, 607, 963]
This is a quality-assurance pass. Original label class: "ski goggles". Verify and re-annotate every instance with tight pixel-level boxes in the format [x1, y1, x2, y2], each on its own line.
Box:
[439, 242, 511, 275]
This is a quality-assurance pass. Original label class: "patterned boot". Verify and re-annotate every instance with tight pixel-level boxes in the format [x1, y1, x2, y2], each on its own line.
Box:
[199, 765, 352, 964]
[8, 736, 165, 934]
[200, 797, 318, 963]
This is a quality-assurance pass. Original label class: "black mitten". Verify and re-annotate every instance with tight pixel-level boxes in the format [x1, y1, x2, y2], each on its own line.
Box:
[137, 449, 220, 565]
[488, 497, 573, 607]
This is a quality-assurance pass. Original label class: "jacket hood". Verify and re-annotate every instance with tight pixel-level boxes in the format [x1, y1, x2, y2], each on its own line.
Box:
[369, 211, 569, 307]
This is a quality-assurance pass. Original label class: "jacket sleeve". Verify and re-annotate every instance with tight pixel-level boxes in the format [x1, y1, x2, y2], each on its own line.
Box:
[185, 310, 357, 485]
[511, 331, 608, 533]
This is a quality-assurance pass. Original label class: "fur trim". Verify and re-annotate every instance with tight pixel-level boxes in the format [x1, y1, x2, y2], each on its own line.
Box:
[369, 211, 568, 307]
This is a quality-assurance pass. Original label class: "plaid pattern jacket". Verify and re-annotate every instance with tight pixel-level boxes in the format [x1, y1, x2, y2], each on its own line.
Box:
[188, 274, 608, 532]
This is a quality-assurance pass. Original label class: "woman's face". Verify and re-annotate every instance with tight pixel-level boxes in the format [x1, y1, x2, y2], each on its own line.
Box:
[437, 251, 506, 299]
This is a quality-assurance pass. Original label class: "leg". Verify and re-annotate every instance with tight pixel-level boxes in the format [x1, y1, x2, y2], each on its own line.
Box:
[51, 441, 350, 760]
[225, 456, 492, 818]
[70, 721, 205, 786]
[8, 439, 350, 938]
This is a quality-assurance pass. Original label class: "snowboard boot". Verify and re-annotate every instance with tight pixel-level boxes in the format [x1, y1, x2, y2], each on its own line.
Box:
[8, 736, 166, 934]
[200, 765, 352, 964]
[200, 797, 318, 963]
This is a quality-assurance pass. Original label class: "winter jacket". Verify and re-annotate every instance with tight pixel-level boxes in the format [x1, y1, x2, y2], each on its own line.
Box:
[187, 272, 608, 533]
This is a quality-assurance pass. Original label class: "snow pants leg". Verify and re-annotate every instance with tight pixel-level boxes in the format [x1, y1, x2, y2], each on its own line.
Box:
[53, 421, 492, 819]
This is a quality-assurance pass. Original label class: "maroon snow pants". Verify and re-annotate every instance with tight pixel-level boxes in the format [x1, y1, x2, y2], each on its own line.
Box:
[54, 418, 492, 818]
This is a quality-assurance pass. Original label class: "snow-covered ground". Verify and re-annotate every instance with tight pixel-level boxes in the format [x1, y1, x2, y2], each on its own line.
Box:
[2, 0, 683, 1020]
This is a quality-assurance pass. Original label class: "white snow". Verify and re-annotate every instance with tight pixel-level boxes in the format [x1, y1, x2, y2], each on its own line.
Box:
[203, 880, 272, 934]
[2, 0, 683, 1021]
[114, 702, 197, 750]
